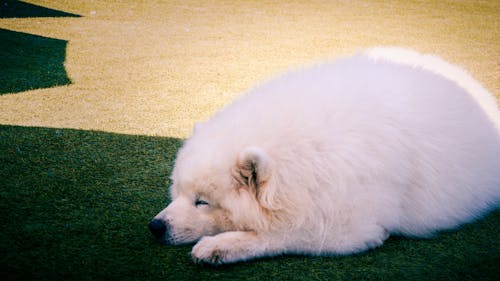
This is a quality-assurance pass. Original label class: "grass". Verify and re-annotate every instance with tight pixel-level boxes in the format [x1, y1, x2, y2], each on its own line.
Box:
[0, 28, 72, 94]
[0, 0, 80, 18]
[0, 1, 499, 280]
[1, 124, 499, 281]
[0, 1, 498, 137]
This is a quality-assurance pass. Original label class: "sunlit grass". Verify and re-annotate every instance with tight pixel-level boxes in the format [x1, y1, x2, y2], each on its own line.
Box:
[0, 0, 498, 138]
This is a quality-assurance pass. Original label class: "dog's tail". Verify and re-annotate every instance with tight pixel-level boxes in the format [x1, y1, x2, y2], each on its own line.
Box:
[365, 47, 500, 135]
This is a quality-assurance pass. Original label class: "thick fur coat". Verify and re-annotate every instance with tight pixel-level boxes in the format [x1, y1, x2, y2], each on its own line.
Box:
[149, 47, 500, 264]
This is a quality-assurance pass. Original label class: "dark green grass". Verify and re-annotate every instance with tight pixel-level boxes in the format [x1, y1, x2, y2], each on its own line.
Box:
[0, 0, 81, 18]
[0, 28, 72, 94]
[0, 125, 499, 280]
[0, 1, 78, 94]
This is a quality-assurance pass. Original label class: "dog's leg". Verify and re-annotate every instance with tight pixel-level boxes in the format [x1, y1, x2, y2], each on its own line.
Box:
[191, 231, 278, 265]
[326, 222, 391, 255]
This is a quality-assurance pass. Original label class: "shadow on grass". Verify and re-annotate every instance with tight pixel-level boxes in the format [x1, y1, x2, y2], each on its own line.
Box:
[0, 0, 80, 94]
[0, 0, 81, 18]
[0, 29, 72, 94]
[0, 124, 499, 280]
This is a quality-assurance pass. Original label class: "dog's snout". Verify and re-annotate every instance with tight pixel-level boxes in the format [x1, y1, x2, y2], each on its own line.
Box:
[148, 219, 167, 239]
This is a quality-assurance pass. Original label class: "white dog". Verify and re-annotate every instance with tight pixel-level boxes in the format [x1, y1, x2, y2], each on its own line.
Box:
[149, 47, 500, 265]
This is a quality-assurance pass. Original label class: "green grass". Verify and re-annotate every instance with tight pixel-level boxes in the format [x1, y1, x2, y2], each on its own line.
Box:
[0, 0, 79, 94]
[1, 125, 499, 281]
[0, 28, 71, 94]
[0, 0, 81, 18]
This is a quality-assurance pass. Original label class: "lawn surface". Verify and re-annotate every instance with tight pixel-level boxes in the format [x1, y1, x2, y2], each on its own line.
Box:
[0, 0, 499, 137]
[1, 1, 499, 280]
[1, 125, 499, 281]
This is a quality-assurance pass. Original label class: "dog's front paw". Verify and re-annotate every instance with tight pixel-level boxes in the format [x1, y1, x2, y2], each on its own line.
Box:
[191, 236, 229, 265]
[191, 231, 267, 265]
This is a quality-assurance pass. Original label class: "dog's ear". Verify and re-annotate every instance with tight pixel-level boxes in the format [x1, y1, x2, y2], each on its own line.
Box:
[233, 146, 272, 198]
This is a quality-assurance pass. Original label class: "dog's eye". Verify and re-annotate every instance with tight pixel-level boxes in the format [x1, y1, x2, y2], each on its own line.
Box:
[195, 198, 209, 207]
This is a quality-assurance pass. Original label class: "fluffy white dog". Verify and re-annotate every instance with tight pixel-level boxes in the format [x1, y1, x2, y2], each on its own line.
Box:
[149, 47, 500, 265]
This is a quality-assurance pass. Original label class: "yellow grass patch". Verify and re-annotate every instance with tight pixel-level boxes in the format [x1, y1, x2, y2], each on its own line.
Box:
[1, 0, 499, 138]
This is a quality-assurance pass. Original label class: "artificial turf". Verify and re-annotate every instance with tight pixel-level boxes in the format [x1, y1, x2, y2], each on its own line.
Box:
[0, 28, 72, 94]
[1, 125, 499, 280]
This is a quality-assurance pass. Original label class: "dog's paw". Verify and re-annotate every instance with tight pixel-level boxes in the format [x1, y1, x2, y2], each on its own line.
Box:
[191, 236, 230, 265]
[191, 231, 266, 265]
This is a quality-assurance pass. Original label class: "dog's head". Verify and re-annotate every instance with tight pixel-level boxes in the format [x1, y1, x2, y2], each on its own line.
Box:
[148, 145, 280, 244]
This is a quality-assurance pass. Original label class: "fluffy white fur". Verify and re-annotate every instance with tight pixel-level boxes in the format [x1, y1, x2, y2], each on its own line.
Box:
[150, 47, 500, 265]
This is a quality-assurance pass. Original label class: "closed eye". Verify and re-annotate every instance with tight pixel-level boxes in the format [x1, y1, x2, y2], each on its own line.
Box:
[195, 198, 209, 207]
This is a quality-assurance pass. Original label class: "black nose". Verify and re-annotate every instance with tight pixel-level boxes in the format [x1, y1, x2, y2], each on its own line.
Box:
[148, 219, 167, 239]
